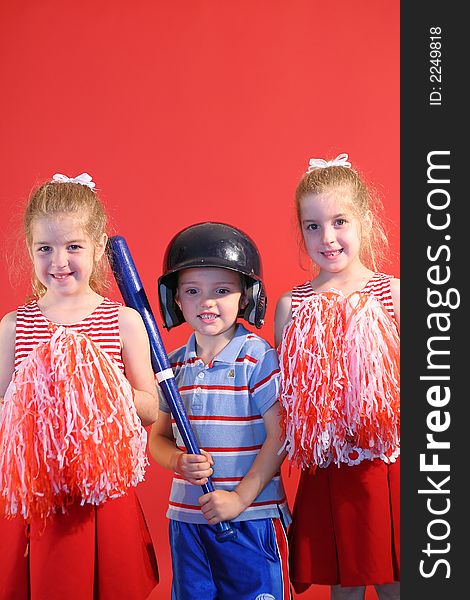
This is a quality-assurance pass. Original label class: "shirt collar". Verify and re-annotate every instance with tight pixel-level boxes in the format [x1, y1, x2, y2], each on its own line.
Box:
[183, 323, 251, 365]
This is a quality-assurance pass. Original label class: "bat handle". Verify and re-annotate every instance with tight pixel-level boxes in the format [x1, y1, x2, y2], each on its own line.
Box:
[200, 479, 237, 541]
[215, 525, 237, 542]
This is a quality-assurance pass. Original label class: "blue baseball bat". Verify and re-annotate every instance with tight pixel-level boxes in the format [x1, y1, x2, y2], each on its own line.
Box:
[108, 235, 236, 542]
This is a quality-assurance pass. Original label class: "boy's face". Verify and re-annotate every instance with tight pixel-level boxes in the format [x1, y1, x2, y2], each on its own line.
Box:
[176, 267, 247, 341]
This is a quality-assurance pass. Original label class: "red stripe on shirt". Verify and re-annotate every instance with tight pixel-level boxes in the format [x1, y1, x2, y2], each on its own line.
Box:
[250, 368, 280, 393]
[183, 415, 263, 422]
[236, 355, 258, 364]
[179, 384, 249, 392]
[176, 444, 262, 453]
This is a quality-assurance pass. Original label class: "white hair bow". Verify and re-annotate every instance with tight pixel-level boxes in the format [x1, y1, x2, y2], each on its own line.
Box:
[52, 173, 96, 190]
[306, 153, 351, 173]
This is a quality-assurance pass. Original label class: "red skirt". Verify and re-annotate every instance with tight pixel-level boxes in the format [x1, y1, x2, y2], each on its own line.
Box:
[288, 457, 400, 592]
[0, 490, 158, 600]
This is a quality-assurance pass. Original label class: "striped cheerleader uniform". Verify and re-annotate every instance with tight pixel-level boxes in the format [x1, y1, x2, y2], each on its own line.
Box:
[284, 273, 400, 591]
[0, 299, 158, 600]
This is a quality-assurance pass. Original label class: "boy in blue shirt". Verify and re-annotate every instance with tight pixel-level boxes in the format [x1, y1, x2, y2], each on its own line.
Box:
[149, 222, 291, 600]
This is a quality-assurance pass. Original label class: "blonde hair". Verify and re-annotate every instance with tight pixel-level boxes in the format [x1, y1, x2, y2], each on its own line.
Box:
[295, 164, 389, 271]
[24, 180, 109, 297]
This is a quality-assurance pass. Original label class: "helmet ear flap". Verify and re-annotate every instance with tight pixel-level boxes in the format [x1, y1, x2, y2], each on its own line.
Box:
[255, 283, 267, 328]
[241, 279, 267, 328]
[158, 279, 185, 330]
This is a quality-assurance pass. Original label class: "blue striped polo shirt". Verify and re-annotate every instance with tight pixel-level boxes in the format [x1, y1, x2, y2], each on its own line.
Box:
[159, 324, 291, 525]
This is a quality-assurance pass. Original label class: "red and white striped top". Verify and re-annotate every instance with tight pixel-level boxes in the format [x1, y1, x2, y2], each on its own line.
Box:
[14, 298, 124, 371]
[291, 272, 396, 319]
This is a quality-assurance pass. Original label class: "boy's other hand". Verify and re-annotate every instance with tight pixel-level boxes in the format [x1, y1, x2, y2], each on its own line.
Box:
[198, 490, 246, 524]
[175, 449, 214, 486]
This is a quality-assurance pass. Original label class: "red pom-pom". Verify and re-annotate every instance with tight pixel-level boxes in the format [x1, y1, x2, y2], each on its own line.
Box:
[279, 291, 400, 470]
[0, 326, 148, 523]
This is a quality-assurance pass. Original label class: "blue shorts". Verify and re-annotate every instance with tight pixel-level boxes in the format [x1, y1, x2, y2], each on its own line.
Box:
[169, 517, 291, 600]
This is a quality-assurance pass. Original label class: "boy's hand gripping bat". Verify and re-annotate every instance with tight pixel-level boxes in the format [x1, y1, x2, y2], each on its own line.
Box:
[108, 235, 236, 542]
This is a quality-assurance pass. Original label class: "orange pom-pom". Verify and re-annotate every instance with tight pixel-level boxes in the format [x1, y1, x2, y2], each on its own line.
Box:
[0, 326, 148, 523]
[279, 291, 400, 470]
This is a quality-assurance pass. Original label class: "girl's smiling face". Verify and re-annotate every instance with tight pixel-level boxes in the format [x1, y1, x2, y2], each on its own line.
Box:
[299, 188, 365, 275]
[30, 213, 107, 298]
[176, 267, 247, 342]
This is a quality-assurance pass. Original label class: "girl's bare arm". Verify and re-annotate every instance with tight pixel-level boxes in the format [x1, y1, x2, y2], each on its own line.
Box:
[119, 306, 159, 426]
[0, 311, 16, 400]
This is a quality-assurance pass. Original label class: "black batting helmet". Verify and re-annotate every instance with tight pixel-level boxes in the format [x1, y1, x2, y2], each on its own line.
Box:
[158, 222, 267, 330]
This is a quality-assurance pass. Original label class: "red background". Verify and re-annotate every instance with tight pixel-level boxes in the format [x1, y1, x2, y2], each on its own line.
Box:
[0, 2, 399, 598]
